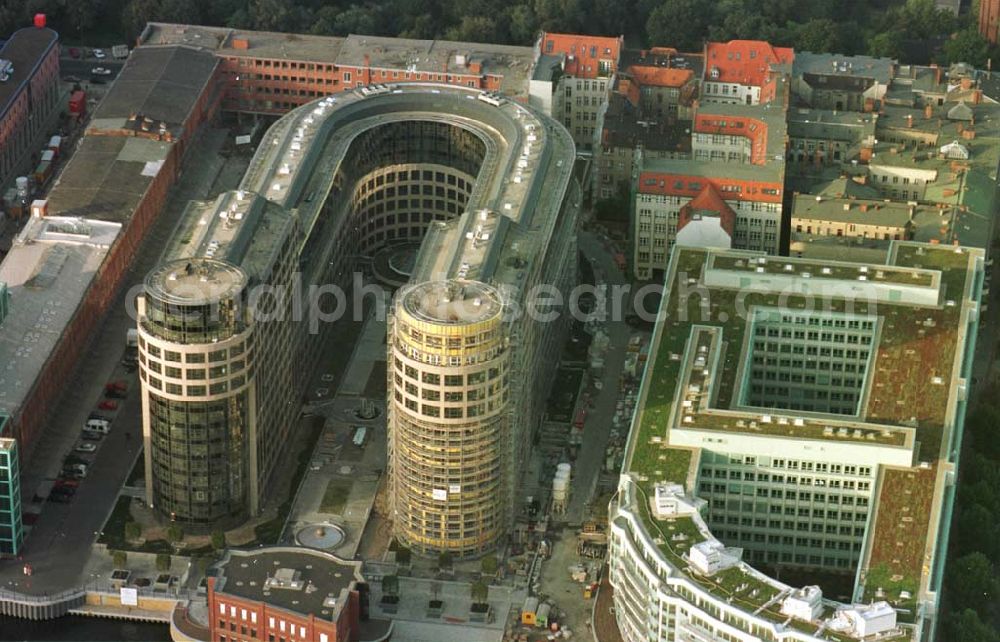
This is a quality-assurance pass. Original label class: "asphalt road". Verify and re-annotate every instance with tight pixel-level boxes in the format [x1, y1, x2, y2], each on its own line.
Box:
[563, 230, 634, 523]
[59, 58, 123, 83]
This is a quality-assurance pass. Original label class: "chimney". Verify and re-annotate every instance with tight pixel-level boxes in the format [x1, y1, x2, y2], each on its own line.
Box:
[364, 53, 370, 68]
[931, 64, 941, 85]
[924, 104, 933, 119]
[906, 114, 913, 128]
[960, 77, 973, 90]
[908, 205, 915, 219]
[30, 199, 47, 217]
[860, 204, 868, 212]
[973, 89, 982, 104]
[232, 37, 249, 50]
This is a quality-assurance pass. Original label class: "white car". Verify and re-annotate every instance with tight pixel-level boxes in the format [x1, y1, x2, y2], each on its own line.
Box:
[75, 443, 97, 453]
[91, 67, 112, 76]
[93, 49, 106, 59]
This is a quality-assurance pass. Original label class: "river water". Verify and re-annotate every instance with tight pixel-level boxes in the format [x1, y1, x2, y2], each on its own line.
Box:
[0, 615, 169, 641]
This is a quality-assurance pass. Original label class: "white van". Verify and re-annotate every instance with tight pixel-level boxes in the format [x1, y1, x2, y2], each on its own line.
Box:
[83, 419, 110, 434]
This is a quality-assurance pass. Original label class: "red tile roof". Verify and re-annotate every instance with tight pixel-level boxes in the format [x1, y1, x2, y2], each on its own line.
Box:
[540, 32, 623, 79]
[704, 40, 794, 88]
[626, 65, 693, 89]
[677, 183, 736, 236]
[638, 171, 783, 203]
[693, 112, 769, 165]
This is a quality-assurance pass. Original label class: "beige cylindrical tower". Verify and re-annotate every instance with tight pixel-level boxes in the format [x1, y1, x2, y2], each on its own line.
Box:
[388, 280, 509, 557]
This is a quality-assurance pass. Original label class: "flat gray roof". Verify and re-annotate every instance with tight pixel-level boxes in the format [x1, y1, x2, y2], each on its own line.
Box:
[0, 216, 120, 427]
[643, 155, 784, 184]
[44, 135, 169, 223]
[140, 24, 536, 98]
[337, 35, 535, 98]
[141, 23, 346, 62]
[215, 547, 363, 622]
[91, 45, 219, 131]
[792, 51, 894, 85]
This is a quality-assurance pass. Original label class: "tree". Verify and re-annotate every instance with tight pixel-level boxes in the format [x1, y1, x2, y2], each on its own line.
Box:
[121, 0, 161, 43]
[445, 16, 498, 43]
[505, 5, 537, 45]
[438, 551, 453, 570]
[868, 30, 906, 60]
[112, 550, 127, 569]
[125, 521, 142, 541]
[470, 580, 489, 605]
[944, 609, 1000, 642]
[158, 0, 203, 26]
[946, 553, 998, 618]
[167, 524, 184, 544]
[646, 0, 712, 50]
[395, 545, 412, 566]
[211, 530, 226, 551]
[793, 19, 843, 54]
[481, 554, 499, 577]
[156, 553, 171, 572]
[63, 0, 99, 38]
[901, 0, 955, 38]
[943, 28, 991, 67]
[955, 503, 1000, 560]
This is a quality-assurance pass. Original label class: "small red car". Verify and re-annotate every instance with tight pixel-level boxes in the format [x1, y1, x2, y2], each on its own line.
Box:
[98, 400, 118, 411]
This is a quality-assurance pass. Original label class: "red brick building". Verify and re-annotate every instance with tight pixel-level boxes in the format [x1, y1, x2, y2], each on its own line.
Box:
[0, 24, 59, 189]
[206, 548, 367, 642]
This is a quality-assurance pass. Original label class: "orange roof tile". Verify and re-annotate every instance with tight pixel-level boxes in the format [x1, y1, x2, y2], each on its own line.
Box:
[678, 183, 737, 236]
[638, 171, 783, 203]
[693, 112, 769, 165]
[626, 65, 693, 88]
[704, 40, 794, 88]
[540, 32, 623, 79]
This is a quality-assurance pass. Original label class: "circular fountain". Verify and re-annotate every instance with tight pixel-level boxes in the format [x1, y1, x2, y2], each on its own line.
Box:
[296, 523, 347, 550]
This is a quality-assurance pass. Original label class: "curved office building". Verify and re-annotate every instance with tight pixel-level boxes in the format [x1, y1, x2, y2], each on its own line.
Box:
[138, 258, 254, 525]
[138, 84, 579, 538]
[389, 280, 508, 556]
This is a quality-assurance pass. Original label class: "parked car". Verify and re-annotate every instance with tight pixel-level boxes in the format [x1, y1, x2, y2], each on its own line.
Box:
[68, 47, 81, 59]
[97, 400, 118, 411]
[74, 442, 97, 454]
[81, 430, 103, 441]
[54, 478, 80, 489]
[85, 417, 111, 431]
[47, 492, 72, 504]
[93, 49, 106, 59]
[91, 67, 112, 76]
[51, 485, 76, 497]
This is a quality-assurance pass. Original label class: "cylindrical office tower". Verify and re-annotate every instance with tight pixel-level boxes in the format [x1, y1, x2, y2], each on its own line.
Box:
[138, 258, 255, 528]
[388, 280, 509, 557]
